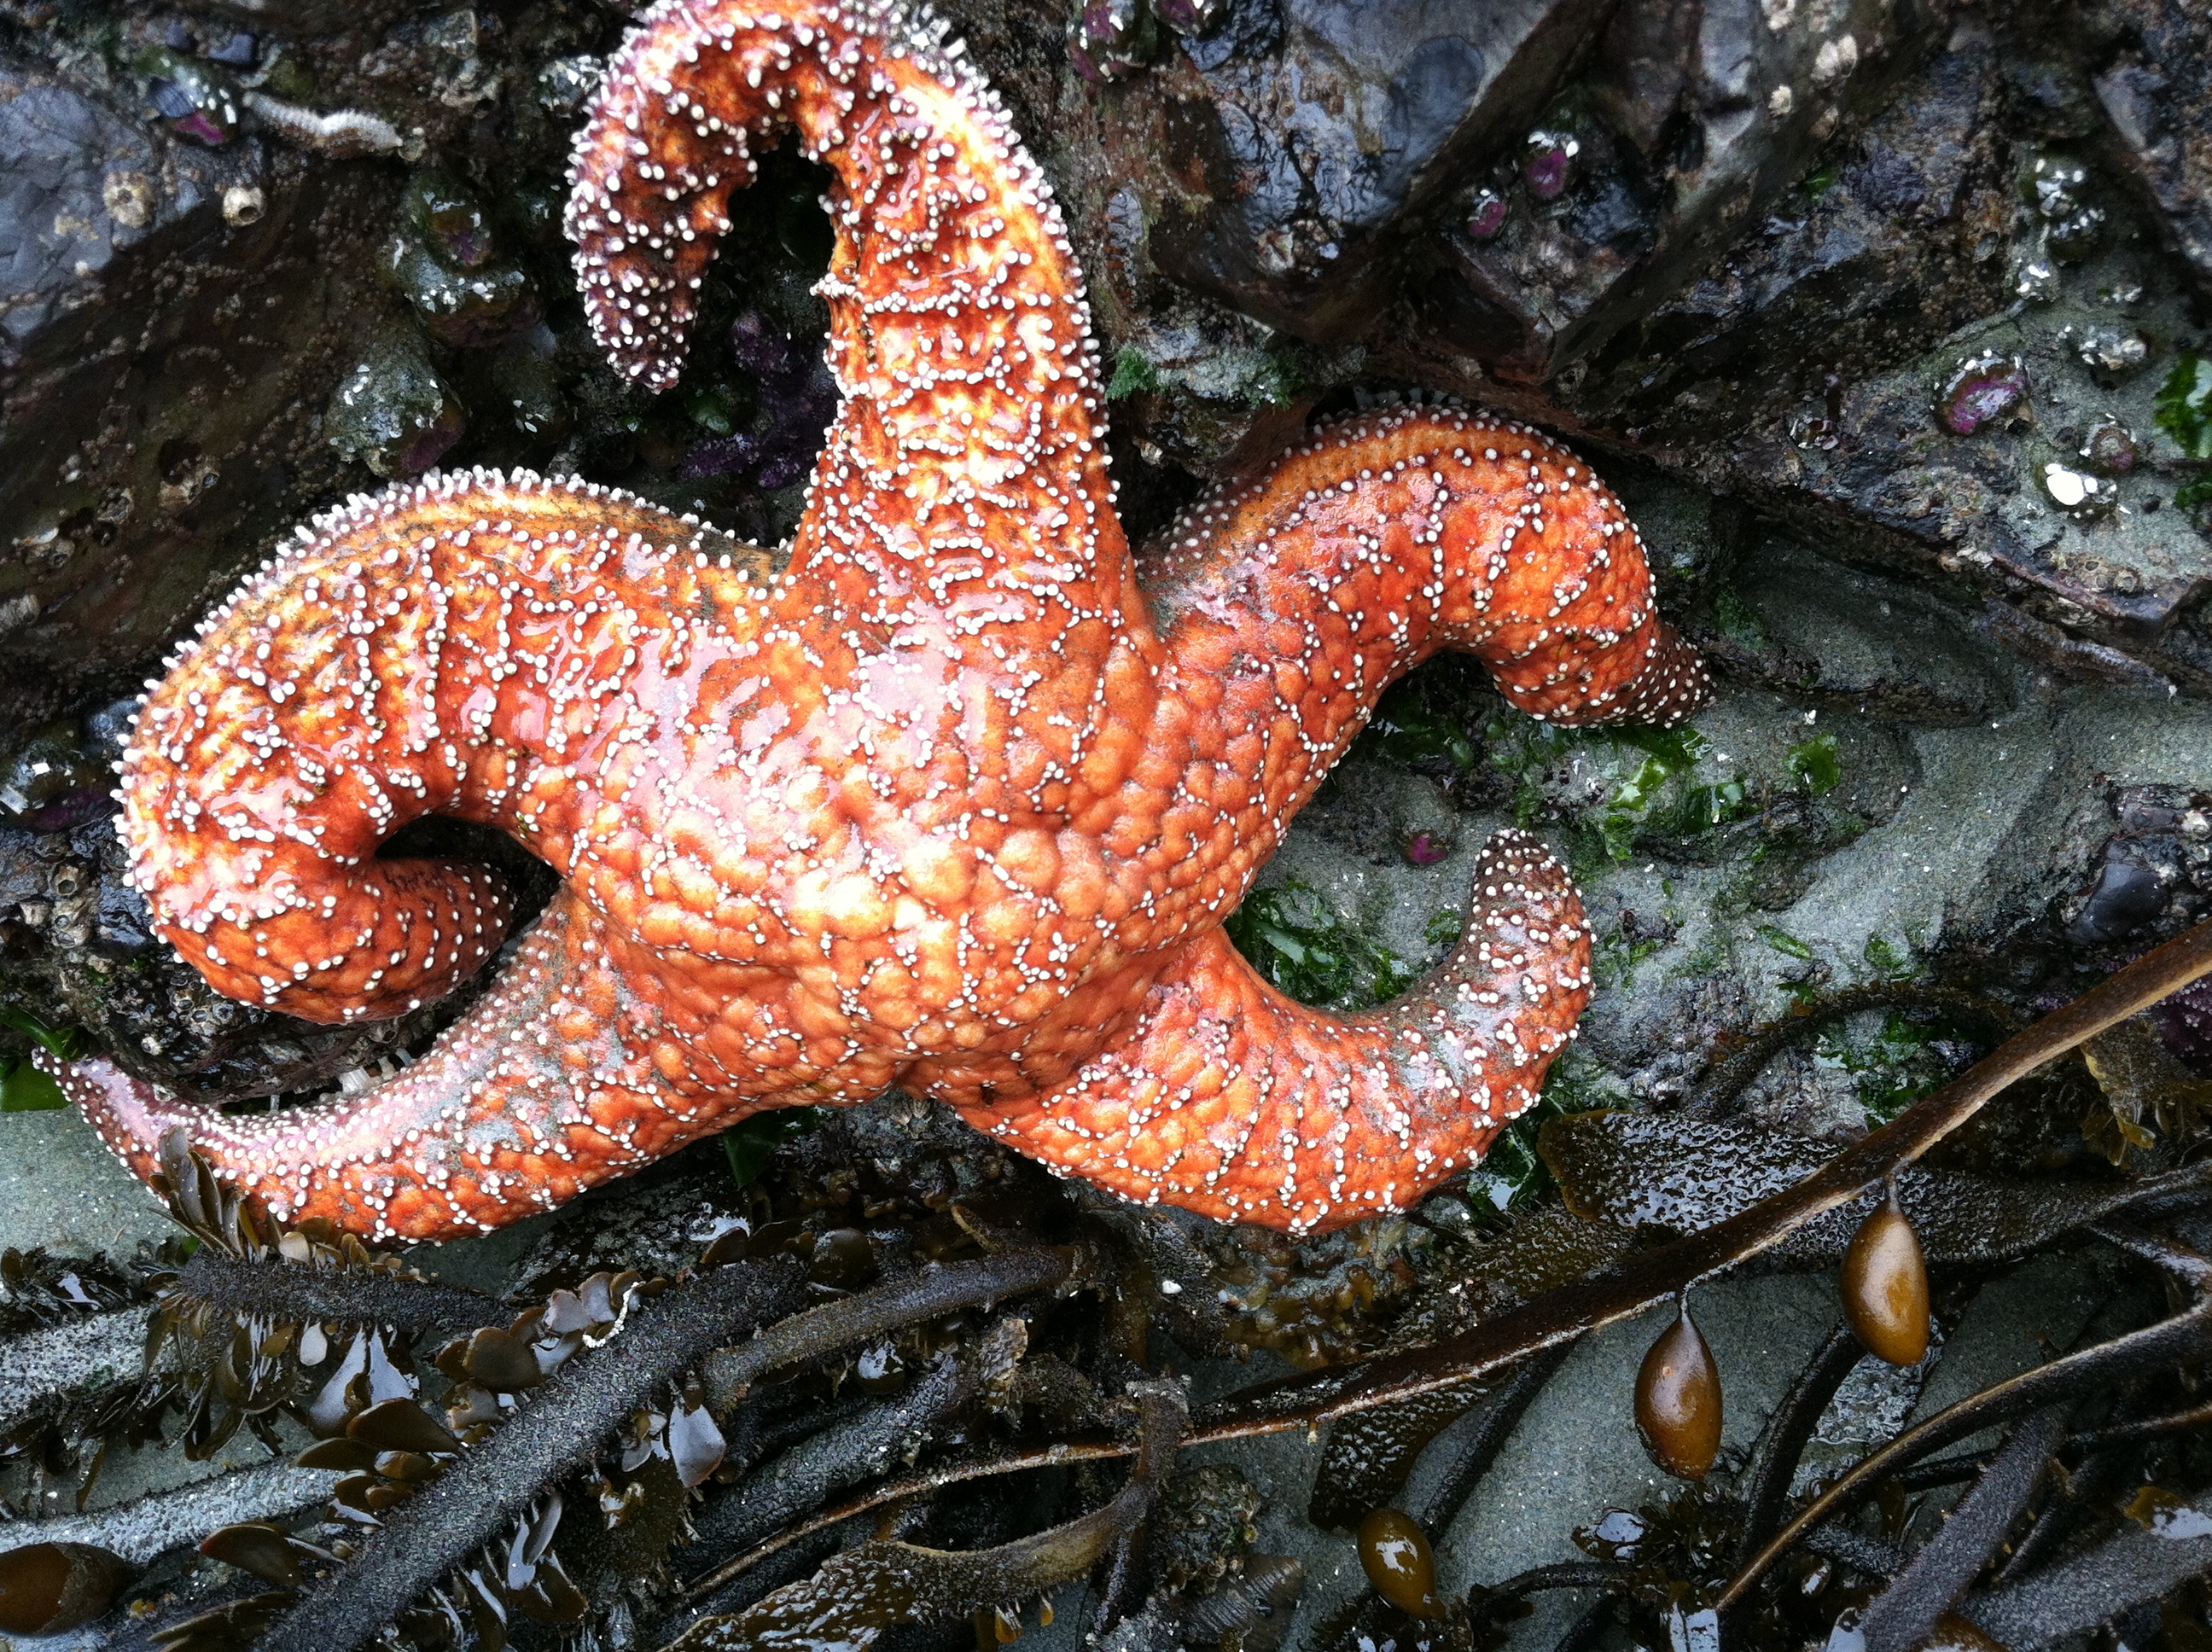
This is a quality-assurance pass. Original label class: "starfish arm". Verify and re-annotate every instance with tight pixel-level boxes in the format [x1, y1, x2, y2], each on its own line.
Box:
[45, 893, 796, 1242]
[119, 469, 769, 1023]
[568, 0, 1122, 601]
[958, 829, 1590, 1231]
[1100, 404, 1710, 940]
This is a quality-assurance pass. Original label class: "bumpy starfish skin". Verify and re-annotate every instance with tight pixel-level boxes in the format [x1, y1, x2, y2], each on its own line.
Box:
[49, 0, 1708, 1242]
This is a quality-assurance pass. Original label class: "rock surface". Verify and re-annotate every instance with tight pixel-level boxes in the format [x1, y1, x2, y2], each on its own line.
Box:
[2091, 0, 2212, 290]
[1080, 0, 1616, 343]
[0, 42, 388, 721]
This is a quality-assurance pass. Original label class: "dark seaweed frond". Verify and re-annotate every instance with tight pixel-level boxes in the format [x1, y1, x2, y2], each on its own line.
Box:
[667, 1378, 1187, 1652]
[255, 1254, 807, 1652]
[1720, 1279, 2212, 1612]
[0, 1245, 143, 1331]
[6, 922, 2211, 1652]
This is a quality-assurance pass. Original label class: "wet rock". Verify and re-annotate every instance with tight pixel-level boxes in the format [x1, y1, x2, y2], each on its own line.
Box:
[505, 1143, 749, 1299]
[379, 168, 539, 349]
[1458, 9, 2011, 442]
[1503, 11, 2212, 694]
[1454, 7, 2212, 696]
[1700, 537, 2005, 724]
[1718, 244, 2211, 690]
[1076, 0, 1617, 342]
[678, 311, 838, 492]
[1575, 969, 1749, 1112]
[1286, 751, 1465, 873]
[1602, 457, 1750, 611]
[1415, 0, 1959, 382]
[2088, 0, 2212, 291]
[489, 326, 568, 444]
[1101, 298, 1325, 478]
[0, 40, 394, 713]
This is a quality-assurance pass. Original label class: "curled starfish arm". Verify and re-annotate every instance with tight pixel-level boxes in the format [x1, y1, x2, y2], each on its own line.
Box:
[961, 830, 1590, 1230]
[1138, 404, 1708, 732]
[47, 893, 793, 1241]
[118, 471, 762, 1024]
[568, 0, 1122, 603]
[1114, 404, 1711, 937]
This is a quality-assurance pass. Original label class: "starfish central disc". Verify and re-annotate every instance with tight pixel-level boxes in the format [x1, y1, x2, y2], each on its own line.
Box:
[49, 0, 1711, 1242]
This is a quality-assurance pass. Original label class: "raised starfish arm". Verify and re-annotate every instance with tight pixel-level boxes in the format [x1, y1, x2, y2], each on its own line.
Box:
[46, 893, 783, 1241]
[961, 830, 1589, 1232]
[568, 0, 1124, 605]
[1107, 403, 1711, 939]
[119, 470, 762, 1023]
[1142, 404, 1708, 728]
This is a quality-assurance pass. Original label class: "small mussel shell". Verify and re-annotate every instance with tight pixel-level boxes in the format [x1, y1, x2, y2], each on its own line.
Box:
[1355, 1509, 1441, 1619]
[1841, 1192, 1930, 1366]
[1635, 1301, 1723, 1479]
[0, 1540, 134, 1635]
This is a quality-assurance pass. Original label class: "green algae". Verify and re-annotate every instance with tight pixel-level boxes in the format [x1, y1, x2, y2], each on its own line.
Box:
[1365, 676, 1480, 773]
[1225, 881, 1417, 1011]
[2155, 352, 2212, 508]
[1487, 713, 1754, 870]
[0, 1009, 81, 1113]
[1784, 733, 1842, 796]
[1107, 348, 1161, 399]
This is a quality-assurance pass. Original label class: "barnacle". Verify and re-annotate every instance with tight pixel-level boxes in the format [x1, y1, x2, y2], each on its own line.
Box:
[1155, 1464, 1263, 1592]
[1180, 1554, 1307, 1652]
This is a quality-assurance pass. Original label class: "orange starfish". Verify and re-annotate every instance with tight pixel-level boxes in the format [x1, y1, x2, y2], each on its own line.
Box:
[46, 0, 1708, 1242]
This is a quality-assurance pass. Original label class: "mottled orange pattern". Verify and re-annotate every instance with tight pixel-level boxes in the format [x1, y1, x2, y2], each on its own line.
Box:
[47, 0, 1708, 1241]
